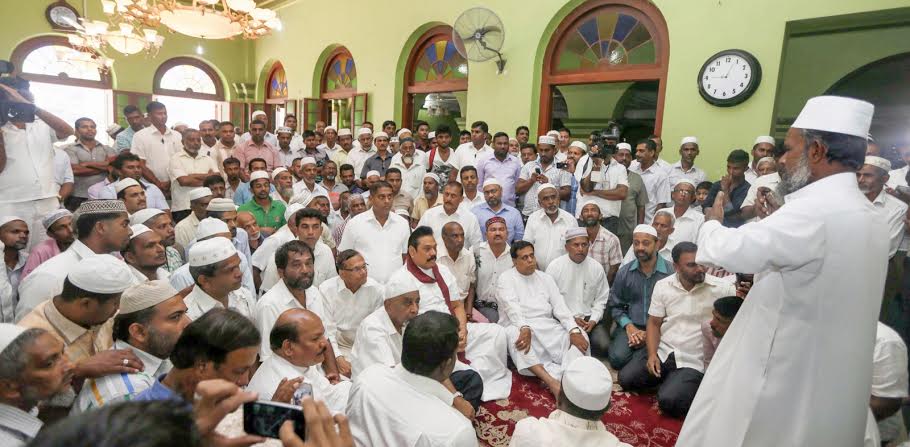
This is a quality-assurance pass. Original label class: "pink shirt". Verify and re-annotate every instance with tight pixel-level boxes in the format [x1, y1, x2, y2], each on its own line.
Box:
[234, 140, 282, 172]
[20, 238, 62, 280]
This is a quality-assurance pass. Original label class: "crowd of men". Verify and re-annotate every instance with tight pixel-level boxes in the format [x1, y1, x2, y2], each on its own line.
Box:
[0, 80, 906, 447]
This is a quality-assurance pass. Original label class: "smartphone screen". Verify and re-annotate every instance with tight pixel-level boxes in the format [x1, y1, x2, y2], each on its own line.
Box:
[243, 400, 305, 439]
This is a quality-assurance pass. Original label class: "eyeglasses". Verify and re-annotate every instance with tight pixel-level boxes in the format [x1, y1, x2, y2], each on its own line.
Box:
[341, 263, 369, 273]
[673, 189, 692, 195]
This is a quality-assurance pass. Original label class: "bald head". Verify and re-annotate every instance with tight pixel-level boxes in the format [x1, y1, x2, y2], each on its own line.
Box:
[270, 308, 328, 367]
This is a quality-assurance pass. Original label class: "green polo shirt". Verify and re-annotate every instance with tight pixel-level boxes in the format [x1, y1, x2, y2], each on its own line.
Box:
[238, 198, 287, 229]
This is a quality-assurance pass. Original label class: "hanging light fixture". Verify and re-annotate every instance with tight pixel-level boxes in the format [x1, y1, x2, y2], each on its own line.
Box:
[103, 0, 282, 40]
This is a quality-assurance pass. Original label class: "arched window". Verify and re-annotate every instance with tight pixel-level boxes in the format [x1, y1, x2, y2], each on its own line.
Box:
[540, 0, 669, 139]
[263, 62, 290, 130]
[303, 47, 365, 132]
[153, 57, 226, 127]
[402, 26, 468, 133]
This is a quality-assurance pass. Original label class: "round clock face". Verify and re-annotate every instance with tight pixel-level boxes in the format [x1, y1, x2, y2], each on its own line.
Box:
[698, 50, 762, 107]
[50, 6, 78, 28]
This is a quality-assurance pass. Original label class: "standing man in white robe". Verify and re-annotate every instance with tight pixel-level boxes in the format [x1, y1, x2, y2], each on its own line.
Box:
[677, 96, 888, 446]
[523, 184, 578, 269]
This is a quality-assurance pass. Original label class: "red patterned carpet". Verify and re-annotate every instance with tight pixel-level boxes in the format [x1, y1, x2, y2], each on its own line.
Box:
[475, 371, 683, 446]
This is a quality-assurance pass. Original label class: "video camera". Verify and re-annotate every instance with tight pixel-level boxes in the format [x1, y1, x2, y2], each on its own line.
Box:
[0, 60, 36, 125]
[589, 120, 622, 159]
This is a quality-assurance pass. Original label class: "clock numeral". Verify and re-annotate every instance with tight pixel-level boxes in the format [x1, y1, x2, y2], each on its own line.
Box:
[725, 57, 731, 62]
[716, 61, 721, 66]
[709, 67, 715, 73]
[740, 82, 744, 87]
[713, 89, 717, 95]
[732, 89, 736, 94]
[707, 84, 711, 89]
[704, 76, 708, 81]
[736, 58, 740, 64]
[742, 65, 747, 70]
[744, 73, 749, 79]
[722, 92, 727, 97]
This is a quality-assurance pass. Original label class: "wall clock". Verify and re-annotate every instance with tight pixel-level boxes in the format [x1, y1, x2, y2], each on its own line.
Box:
[697, 49, 762, 107]
[46, 1, 81, 31]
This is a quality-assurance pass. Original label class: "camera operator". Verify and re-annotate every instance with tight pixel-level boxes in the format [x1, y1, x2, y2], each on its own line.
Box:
[0, 81, 74, 249]
[578, 140, 628, 234]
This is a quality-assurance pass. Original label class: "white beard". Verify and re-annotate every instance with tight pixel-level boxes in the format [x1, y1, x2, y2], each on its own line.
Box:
[778, 148, 810, 197]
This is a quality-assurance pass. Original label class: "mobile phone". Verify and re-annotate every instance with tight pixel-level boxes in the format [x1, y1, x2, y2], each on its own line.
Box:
[291, 383, 313, 406]
[243, 400, 305, 439]
[535, 167, 541, 174]
[555, 162, 568, 169]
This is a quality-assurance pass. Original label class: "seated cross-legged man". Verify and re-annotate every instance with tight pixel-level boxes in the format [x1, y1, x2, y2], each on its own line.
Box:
[496, 240, 590, 398]
[618, 242, 735, 418]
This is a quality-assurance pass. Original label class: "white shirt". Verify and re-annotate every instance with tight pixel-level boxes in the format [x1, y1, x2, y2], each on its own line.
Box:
[347, 365, 478, 447]
[276, 147, 305, 167]
[678, 173, 890, 447]
[261, 241, 336, 292]
[495, 268, 578, 333]
[658, 206, 705, 252]
[0, 402, 42, 447]
[168, 150, 220, 212]
[0, 246, 26, 323]
[53, 149, 74, 193]
[629, 162, 671, 224]
[510, 410, 632, 447]
[418, 206, 482, 250]
[452, 142, 493, 171]
[576, 159, 628, 218]
[522, 208, 578, 269]
[519, 160, 571, 216]
[667, 161, 707, 187]
[127, 264, 171, 284]
[130, 126, 184, 183]
[741, 172, 781, 209]
[474, 242, 513, 303]
[629, 157, 671, 174]
[247, 354, 351, 415]
[251, 225, 295, 272]
[648, 273, 736, 373]
[338, 210, 410, 283]
[291, 180, 329, 197]
[871, 190, 907, 258]
[351, 307, 402, 378]
[887, 166, 909, 189]
[255, 280, 337, 359]
[870, 322, 909, 442]
[347, 146, 376, 177]
[0, 120, 58, 203]
[545, 255, 610, 323]
[318, 276, 385, 350]
[390, 155, 427, 200]
[183, 283, 254, 321]
[389, 264, 465, 316]
[744, 165, 760, 185]
[437, 248, 476, 300]
[16, 240, 99, 322]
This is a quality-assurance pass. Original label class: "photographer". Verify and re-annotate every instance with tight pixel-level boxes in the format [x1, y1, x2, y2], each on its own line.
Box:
[578, 141, 628, 234]
[0, 78, 74, 249]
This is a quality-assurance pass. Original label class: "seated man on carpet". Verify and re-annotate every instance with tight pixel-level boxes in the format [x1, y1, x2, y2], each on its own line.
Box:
[246, 308, 351, 415]
[701, 295, 743, 371]
[388, 226, 511, 402]
[473, 217, 513, 323]
[496, 240, 590, 399]
[618, 242, 735, 418]
[510, 357, 632, 447]
[347, 311, 479, 446]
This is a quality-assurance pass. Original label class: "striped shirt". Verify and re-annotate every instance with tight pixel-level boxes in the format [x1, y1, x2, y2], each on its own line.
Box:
[71, 340, 172, 414]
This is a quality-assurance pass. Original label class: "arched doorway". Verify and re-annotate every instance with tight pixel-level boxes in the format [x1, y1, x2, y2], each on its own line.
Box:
[539, 0, 669, 140]
[402, 26, 468, 137]
[302, 47, 365, 132]
[264, 62, 290, 130]
[152, 57, 227, 128]
[10, 36, 114, 144]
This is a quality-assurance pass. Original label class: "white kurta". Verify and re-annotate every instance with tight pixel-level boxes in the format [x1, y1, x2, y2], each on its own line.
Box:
[868, 322, 909, 442]
[474, 243, 513, 303]
[246, 354, 351, 415]
[388, 265, 511, 401]
[347, 365, 478, 447]
[260, 241, 337, 292]
[16, 240, 100, 322]
[495, 268, 585, 379]
[350, 306, 402, 378]
[545, 255, 610, 323]
[677, 173, 890, 447]
[183, 284, 255, 322]
[657, 205, 705, 252]
[509, 410, 632, 447]
[417, 206, 483, 250]
[254, 280, 338, 360]
[338, 210, 410, 283]
[522, 208, 578, 269]
[871, 190, 907, 258]
[318, 276, 385, 357]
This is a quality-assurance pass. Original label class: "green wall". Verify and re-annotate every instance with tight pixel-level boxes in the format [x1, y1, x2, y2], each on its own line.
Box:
[1, 1, 254, 98]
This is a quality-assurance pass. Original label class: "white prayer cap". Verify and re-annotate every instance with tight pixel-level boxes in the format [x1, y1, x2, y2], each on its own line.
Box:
[366, 170, 381, 179]
[300, 157, 317, 166]
[284, 203, 305, 220]
[385, 275, 418, 301]
[570, 141, 588, 152]
[188, 187, 213, 202]
[428, 131, 436, 139]
[756, 156, 776, 167]
[119, 280, 180, 315]
[113, 178, 141, 194]
[0, 216, 25, 229]
[673, 178, 696, 188]
[791, 95, 874, 139]
[680, 136, 698, 146]
[538, 135, 556, 146]
[68, 255, 133, 294]
[753, 135, 775, 146]
[357, 127, 373, 137]
[0, 324, 27, 354]
[106, 123, 123, 135]
[130, 208, 164, 226]
[188, 237, 237, 267]
[275, 126, 293, 135]
[509, 137, 518, 143]
[390, 137, 400, 143]
[546, 130, 560, 138]
[865, 155, 891, 172]
[207, 198, 237, 212]
[338, 128, 353, 137]
[324, 125, 337, 133]
[579, 199, 602, 213]
[271, 167, 289, 180]
[564, 227, 588, 242]
[129, 224, 152, 240]
[616, 142, 632, 152]
[43, 209, 72, 230]
[251, 110, 266, 118]
[424, 172, 440, 184]
[397, 128, 412, 137]
[196, 217, 229, 240]
[249, 171, 270, 183]
[537, 183, 557, 195]
[73, 200, 127, 222]
[373, 131, 389, 141]
[562, 357, 613, 411]
[482, 178, 501, 189]
[633, 224, 658, 238]
[172, 122, 188, 129]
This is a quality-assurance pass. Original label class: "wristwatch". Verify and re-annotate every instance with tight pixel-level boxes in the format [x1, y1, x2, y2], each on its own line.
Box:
[453, 391, 464, 399]
[569, 327, 582, 334]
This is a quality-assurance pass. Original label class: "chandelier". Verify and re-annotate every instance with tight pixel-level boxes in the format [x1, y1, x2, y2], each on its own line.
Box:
[69, 18, 164, 57]
[102, 0, 282, 40]
[61, 36, 115, 74]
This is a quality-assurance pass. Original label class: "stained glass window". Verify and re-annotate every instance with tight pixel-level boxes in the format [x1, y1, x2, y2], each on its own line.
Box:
[556, 11, 656, 71]
[158, 64, 217, 95]
[21, 45, 102, 81]
[268, 64, 288, 99]
[325, 53, 357, 92]
[412, 37, 468, 82]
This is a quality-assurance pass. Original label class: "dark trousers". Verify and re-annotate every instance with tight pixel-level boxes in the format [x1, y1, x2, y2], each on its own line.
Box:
[600, 216, 620, 235]
[450, 369, 484, 411]
[607, 325, 644, 370]
[171, 209, 192, 224]
[618, 350, 703, 418]
[474, 300, 499, 323]
[584, 316, 611, 358]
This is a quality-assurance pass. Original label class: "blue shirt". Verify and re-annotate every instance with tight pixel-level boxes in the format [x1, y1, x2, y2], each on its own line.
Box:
[471, 202, 525, 243]
[607, 256, 674, 328]
[134, 374, 183, 402]
[560, 176, 579, 216]
[115, 127, 136, 152]
[232, 181, 277, 206]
